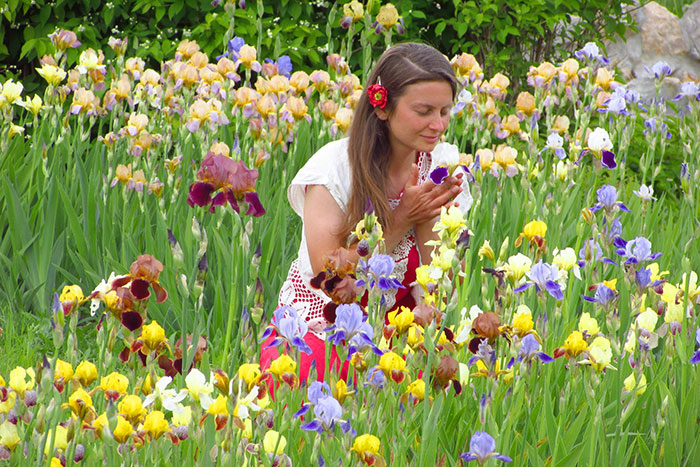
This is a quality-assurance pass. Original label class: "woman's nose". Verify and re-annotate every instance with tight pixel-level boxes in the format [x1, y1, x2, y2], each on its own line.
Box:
[429, 115, 447, 132]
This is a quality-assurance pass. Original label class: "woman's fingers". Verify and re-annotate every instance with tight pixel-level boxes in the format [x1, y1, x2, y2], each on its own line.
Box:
[404, 163, 420, 189]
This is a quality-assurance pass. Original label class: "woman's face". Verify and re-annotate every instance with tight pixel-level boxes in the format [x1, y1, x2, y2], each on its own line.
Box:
[377, 80, 453, 159]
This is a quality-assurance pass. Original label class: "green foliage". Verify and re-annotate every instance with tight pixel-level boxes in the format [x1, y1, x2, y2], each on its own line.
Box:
[427, 0, 634, 87]
[4, 0, 637, 94]
[656, 0, 697, 16]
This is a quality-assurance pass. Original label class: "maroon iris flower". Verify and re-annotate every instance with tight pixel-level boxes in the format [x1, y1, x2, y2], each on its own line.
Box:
[112, 254, 168, 303]
[187, 152, 265, 216]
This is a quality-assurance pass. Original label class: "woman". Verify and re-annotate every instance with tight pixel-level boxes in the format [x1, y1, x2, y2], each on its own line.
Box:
[261, 42, 471, 384]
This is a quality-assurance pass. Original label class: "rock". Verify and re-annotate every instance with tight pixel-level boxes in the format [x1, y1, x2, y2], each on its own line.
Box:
[604, 1, 700, 104]
[681, 0, 700, 61]
[640, 2, 687, 55]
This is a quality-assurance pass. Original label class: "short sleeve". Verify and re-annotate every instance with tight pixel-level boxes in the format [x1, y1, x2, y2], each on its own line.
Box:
[287, 138, 352, 217]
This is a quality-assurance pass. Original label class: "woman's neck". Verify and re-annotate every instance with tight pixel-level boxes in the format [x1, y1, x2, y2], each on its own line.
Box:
[386, 149, 419, 197]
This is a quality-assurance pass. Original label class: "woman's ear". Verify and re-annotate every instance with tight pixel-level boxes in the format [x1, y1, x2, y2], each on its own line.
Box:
[374, 108, 388, 121]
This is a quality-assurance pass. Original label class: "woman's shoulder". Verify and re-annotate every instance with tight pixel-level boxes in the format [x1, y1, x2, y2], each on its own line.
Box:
[288, 138, 352, 215]
[292, 138, 350, 184]
[306, 138, 350, 166]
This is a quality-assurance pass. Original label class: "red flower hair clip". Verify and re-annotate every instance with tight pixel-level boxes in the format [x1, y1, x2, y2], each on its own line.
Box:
[367, 77, 388, 109]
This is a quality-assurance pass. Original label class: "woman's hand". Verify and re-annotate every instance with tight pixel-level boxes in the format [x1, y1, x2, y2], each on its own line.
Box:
[393, 163, 463, 231]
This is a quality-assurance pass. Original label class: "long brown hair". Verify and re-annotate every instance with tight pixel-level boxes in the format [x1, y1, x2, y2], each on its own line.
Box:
[343, 42, 458, 239]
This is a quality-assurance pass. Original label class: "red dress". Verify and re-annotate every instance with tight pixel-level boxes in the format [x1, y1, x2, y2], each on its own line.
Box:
[260, 149, 432, 385]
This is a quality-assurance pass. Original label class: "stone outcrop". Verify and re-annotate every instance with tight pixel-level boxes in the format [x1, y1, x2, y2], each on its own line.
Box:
[604, 1, 700, 101]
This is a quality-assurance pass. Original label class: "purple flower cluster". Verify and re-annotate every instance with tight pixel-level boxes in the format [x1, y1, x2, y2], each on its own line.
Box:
[574, 42, 609, 65]
[614, 236, 662, 265]
[460, 431, 512, 464]
[513, 261, 564, 300]
[260, 306, 313, 355]
[324, 303, 380, 356]
[356, 254, 403, 291]
[294, 382, 352, 434]
[582, 283, 617, 307]
[591, 185, 631, 214]
[516, 334, 554, 363]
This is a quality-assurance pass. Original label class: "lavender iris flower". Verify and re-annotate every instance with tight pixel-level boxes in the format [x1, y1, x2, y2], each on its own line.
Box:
[260, 306, 313, 354]
[691, 328, 700, 364]
[356, 254, 403, 291]
[646, 61, 672, 79]
[264, 56, 293, 78]
[309, 381, 331, 401]
[277, 56, 293, 76]
[294, 381, 331, 418]
[635, 267, 652, 289]
[300, 395, 346, 433]
[600, 93, 629, 115]
[324, 303, 379, 356]
[468, 340, 498, 368]
[643, 118, 672, 139]
[366, 366, 386, 388]
[602, 217, 622, 241]
[615, 237, 662, 264]
[591, 185, 631, 214]
[673, 81, 700, 101]
[513, 261, 564, 300]
[227, 36, 245, 59]
[574, 42, 609, 65]
[518, 334, 554, 363]
[460, 431, 513, 464]
[582, 283, 616, 306]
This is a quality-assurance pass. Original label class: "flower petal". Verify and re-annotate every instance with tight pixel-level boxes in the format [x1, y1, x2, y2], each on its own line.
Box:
[131, 278, 151, 300]
[121, 311, 144, 331]
[430, 166, 449, 185]
[152, 282, 168, 303]
[601, 150, 617, 169]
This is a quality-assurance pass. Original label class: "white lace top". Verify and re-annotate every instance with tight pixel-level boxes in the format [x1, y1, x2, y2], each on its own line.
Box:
[279, 138, 472, 339]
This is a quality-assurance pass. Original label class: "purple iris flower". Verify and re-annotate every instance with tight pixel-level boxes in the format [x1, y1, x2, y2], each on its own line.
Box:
[643, 118, 672, 139]
[366, 366, 386, 388]
[226, 36, 245, 60]
[260, 306, 313, 354]
[430, 166, 450, 184]
[636, 267, 652, 289]
[468, 340, 498, 368]
[513, 261, 564, 300]
[602, 217, 623, 241]
[264, 56, 293, 78]
[460, 431, 513, 464]
[324, 303, 379, 356]
[646, 61, 672, 79]
[673, 81, 700, 101]
[622, 87, 640, 103]
[615, 237, 662, 264]
[356, 254, 403, 291]
[300, 395, 346, 433]
[518, 334, 554, 363]
[691, 328, 700, 364]
[591, 185, 631, 214]
[582, 283, 616, 306]
[574, 42, 609, 65]
[600, 93, 629, 115]
[294, 381, 331, 418]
